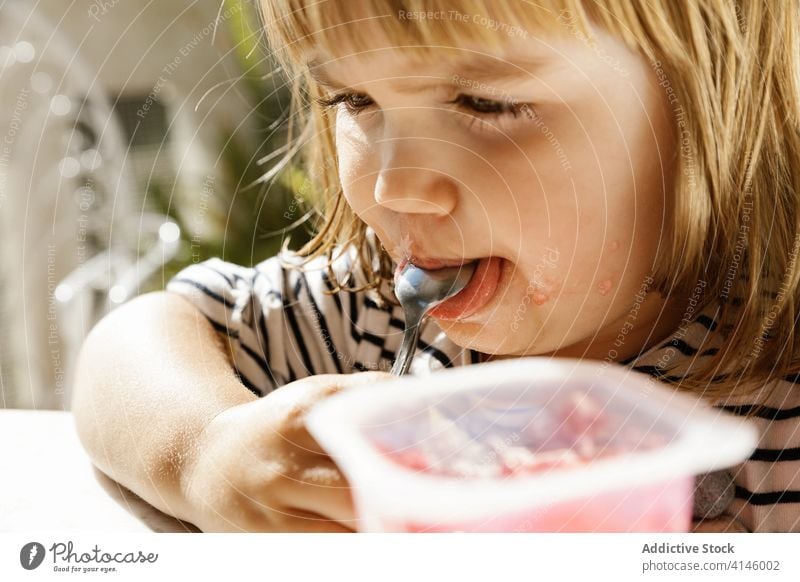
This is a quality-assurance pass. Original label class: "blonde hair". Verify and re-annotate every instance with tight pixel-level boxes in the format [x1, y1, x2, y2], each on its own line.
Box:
[258, 0, 800, 402]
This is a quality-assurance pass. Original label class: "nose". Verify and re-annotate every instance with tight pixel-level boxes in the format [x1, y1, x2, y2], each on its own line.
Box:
[374, 139, 459, 216]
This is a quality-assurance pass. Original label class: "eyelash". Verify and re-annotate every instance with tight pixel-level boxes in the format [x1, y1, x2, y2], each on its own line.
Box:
[314, 92, 534, 129]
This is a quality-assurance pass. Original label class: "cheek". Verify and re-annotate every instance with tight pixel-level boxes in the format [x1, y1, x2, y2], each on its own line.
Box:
[519, 238, 629, 307]
[336, 126, 378, 214]
[571, 237, 652, 303]
[559, 175, 654, 293]
[530, 275, 562, 305]
[514, 247, 566, 306]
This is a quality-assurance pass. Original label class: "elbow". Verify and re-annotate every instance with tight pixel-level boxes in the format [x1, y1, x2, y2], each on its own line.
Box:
[71, 291, 175, 464]
[70, 299, 119, 467]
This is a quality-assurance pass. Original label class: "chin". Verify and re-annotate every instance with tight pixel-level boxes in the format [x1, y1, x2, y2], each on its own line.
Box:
[439, 312, 568, 358]
[434, 319, 523, 357]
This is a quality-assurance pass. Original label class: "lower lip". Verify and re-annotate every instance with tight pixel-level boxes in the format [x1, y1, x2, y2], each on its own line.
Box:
[427, 257, 503, 321]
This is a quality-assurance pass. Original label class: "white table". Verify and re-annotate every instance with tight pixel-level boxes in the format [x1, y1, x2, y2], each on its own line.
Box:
[0, 409, 198, 532]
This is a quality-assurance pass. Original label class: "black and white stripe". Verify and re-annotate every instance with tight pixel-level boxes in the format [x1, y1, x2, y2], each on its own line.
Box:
[167, 250, 800, 532]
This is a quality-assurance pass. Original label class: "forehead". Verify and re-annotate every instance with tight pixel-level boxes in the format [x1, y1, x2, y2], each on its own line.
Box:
[307, 41, 556, 86]
[278, 0, 592, 67]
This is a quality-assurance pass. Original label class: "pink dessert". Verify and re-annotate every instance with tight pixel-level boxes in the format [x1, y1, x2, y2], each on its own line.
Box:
[387, 476, 692, 532]
[373, 388, 671, 478]
[364, 385, 690, 532]
[307, 359, 757, 533]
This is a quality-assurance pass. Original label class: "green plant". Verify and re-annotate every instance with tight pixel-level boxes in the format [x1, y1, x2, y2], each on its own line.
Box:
[151, 0, 312, 286]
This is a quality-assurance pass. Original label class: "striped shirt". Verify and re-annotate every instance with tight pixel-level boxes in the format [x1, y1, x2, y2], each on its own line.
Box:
[166, 248, 800, 532]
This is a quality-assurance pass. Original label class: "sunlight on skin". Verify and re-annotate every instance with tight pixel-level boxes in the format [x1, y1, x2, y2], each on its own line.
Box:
[309, 24, 690, 362]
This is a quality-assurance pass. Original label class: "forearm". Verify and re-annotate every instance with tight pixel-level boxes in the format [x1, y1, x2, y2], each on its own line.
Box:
[71, 291, 257, 522]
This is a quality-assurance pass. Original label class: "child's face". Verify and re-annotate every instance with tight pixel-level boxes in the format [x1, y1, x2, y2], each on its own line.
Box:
[310, 24, 682, 359]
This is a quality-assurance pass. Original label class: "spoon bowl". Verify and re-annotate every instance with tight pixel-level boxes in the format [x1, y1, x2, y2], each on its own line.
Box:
[391, 261, 477, 376]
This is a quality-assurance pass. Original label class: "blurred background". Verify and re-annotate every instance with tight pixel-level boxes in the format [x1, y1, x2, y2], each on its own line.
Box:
[0, 0, 308, 409]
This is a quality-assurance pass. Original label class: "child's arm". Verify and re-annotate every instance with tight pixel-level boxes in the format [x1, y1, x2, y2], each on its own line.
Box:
[72, 291, 390, 531]
[691, 516, 748, 533]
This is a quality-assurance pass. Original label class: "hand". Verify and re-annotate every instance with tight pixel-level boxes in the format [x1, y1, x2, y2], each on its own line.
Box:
[691, 515, 749, 533]
[181, 371, 393, 532]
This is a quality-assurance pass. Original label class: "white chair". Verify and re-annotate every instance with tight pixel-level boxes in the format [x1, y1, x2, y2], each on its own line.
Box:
[0, 4, 178, 409]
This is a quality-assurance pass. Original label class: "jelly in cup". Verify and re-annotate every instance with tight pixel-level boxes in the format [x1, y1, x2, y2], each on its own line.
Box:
[307, 358, 758, 532]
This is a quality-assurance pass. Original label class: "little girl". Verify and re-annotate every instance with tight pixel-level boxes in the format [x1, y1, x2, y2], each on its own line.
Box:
[73, 0, 800, 532]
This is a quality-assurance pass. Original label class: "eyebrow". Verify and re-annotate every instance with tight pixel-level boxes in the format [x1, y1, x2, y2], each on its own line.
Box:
[306, 54, 547, 93]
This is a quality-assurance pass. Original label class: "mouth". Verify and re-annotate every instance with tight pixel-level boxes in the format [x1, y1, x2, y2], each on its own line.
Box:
[394, 255, 505, 321]
[394, 255, 471, 272]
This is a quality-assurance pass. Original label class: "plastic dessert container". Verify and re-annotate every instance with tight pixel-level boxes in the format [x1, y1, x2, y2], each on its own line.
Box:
[307, 358, 758, 532]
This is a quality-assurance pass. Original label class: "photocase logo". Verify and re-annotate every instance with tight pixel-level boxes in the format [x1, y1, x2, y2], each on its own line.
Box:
[20, 542, 46, 570]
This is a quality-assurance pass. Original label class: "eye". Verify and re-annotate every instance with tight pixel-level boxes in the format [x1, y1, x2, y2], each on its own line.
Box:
[447, 94, 531, 119]
[315, 92, 375, 115]
[313, 90, 537, 130]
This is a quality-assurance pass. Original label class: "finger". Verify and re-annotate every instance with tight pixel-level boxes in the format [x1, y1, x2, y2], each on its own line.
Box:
[281, 507, 356, 533]
[277, 458, 358, 526]
[256, 372, 391, 428]
[287, 422, 330, 456]
[282, 374, 396, 456]
[301, 371, 397, 402]
[262, 371, 396, 425]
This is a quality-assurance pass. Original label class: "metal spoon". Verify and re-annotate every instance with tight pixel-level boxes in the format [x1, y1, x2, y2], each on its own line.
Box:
[391, 261, 477, 376]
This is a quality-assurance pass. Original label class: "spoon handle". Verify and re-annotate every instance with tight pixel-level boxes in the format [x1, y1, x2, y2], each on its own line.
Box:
[391, 317, 423, 376]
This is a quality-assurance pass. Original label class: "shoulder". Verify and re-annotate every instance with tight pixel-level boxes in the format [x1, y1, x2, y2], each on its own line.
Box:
[166, 247, 358, 304]
[627, 299, 800, 532]
[717, 375, 800, 532]
[625, 299, 724, 379]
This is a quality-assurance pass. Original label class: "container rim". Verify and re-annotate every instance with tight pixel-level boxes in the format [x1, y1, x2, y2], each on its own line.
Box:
[306, 358, 758, 522]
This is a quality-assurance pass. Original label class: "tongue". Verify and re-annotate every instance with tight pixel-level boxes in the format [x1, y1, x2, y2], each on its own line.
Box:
[427, 257, 501, 320]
